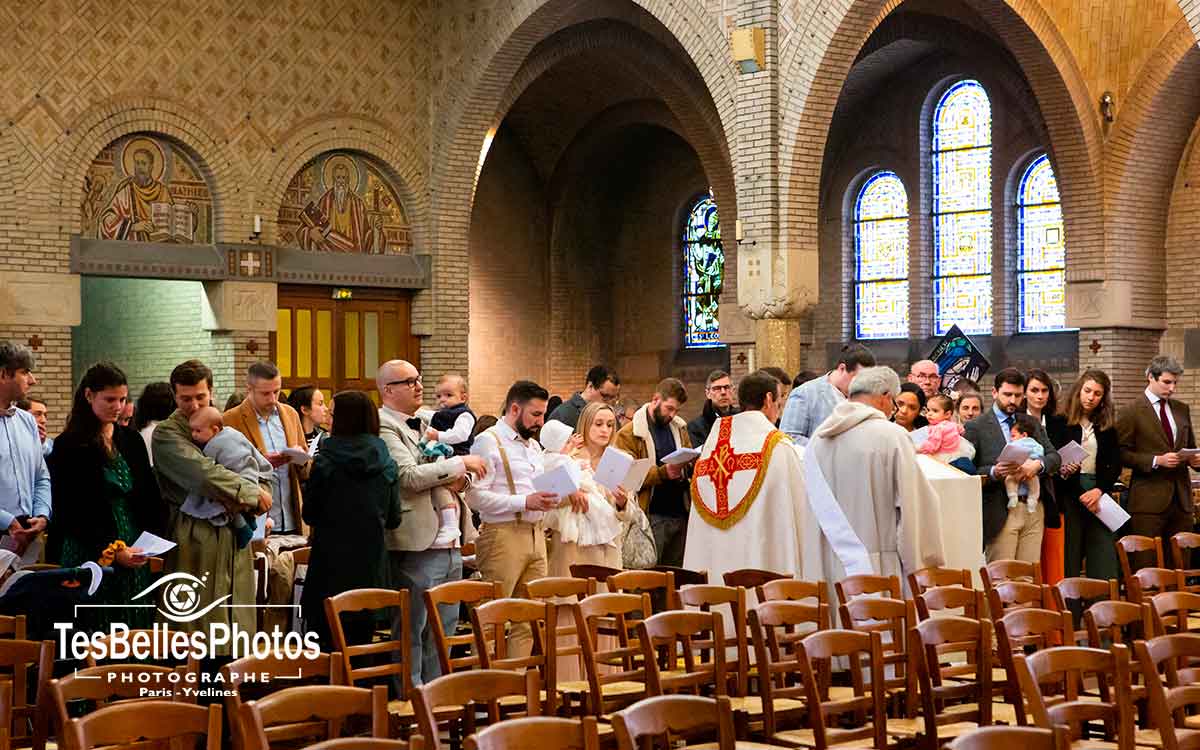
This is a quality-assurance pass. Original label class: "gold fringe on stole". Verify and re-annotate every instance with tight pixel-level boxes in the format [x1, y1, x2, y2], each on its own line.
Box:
[690, 429, 789, 530]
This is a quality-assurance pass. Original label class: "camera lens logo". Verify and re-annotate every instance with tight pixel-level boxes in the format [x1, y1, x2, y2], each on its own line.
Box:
[131, 572, 231, 623]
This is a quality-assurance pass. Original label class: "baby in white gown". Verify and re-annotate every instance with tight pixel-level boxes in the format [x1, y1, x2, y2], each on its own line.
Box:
[541, 452, 624, 548]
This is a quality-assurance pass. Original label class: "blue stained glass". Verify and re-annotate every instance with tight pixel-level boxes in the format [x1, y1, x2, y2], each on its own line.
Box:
[1017, 154, 1066, 332]
[854, 171, 909, 339]
[683, 192, 723, 348]
[933, 80, 993, 336]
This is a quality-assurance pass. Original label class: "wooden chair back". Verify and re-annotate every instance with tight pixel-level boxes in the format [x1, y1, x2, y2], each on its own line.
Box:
[749, 600, 829, 738]
[0, 638, 52, 750]
[1135, 634, 1200, 750]
[638, 610, 726, 697]
[987, 581, 1051, 620]
[568, 564, 621, 585]
[994, 608, 1074, 725]
[465, 716, 600, 750]
[470, 598, 556, 712]
[1013, 645, 1134, 750]
[1151, 590, 1200, 637]
[908, 566, 972, 596]
[1117, 534, 1165, 580]
[221, 651, 343, 750]
[653, 565, 707, 587]
[240, 684, 388, 750]
[798, 629, 887, 750]
[981, 559, 1043, 589]
[838, 596, 918, 715]
[609, 570, 678, 612]
[325, 588, 412, 698]
[1084, 600, 1153, 648]
[65, 700, 221, 750]
[834, 573, 900, 605]
[527, 576, 593, 600]
[916, 584, 984, 621]
[1172, 533, 1200, 594]
[425, 579, 503, 675]
[48, 663, 194, 749]
[304, 739, 420, 750]
[574, 593, 652, 715]
[1129, 567, 1185, 602]
[0, 616, 25, 640]
[722, 568, 787, 603]
[678, 584, 749, 696]
[949, 725, 1070, 750]
[611, 695, 737, 750]
[912, 616, 994, 745]
[413, 669, 541, 750]
[527, 577, 591, 684]
[1053, 577, 1119, 644]
[761, 579, 828, 614]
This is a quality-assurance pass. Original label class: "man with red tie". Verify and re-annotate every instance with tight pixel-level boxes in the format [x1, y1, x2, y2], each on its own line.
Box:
[1118, 356, 1200, 571]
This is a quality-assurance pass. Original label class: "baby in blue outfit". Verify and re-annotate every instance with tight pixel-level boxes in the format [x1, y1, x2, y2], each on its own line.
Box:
[1005, 413, 1045, 514]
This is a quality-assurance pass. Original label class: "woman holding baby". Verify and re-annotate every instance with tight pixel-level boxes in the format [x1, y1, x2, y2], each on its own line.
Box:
[47, 362, 164, 631]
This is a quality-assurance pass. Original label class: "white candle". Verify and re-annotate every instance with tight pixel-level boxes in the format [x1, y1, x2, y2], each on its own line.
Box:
[253, 214, 262, 234]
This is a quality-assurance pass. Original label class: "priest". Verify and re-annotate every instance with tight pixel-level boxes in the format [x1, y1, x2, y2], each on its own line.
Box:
[684, 370, 807, 585]
[802, 366, 945, 600]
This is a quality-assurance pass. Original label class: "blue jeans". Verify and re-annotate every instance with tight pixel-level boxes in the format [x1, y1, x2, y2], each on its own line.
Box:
[389, 548, 462, 688]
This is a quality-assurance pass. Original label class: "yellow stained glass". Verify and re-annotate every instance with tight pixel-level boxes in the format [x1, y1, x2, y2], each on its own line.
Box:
[345, 312, 360, 379]
[364, 312, 379, 376]
[316, 310, 332, 379]
[276, 309, 292, 377]
[296, 309, 312, 378]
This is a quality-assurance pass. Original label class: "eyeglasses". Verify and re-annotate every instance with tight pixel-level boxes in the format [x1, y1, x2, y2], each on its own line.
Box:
[708, 384, 733, 392]
[912, 373, 940, 381]
[385, 377, 422, 389]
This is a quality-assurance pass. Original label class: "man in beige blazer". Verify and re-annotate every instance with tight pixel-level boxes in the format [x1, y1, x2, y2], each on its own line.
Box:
[377, 359, 486, 687]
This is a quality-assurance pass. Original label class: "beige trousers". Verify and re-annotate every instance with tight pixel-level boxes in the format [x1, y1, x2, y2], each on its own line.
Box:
[986, 503, 1045, 563]
[474, 520, 548, 656]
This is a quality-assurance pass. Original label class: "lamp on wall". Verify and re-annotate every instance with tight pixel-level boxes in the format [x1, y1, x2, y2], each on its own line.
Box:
[1100, 92, 1115, 123]
[735, 218, 756, 246]
[731, 27, 766, 74]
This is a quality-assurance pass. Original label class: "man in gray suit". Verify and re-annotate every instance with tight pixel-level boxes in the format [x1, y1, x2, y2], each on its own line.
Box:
[964, 368, 1061, 563]
[377, 359, 487, 686]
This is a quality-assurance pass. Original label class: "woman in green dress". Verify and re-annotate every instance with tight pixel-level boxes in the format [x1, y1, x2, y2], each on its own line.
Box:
[47, 362, 166, 632]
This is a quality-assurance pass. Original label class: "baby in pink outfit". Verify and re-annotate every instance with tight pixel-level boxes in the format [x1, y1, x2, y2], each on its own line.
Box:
[917, 394, 976, 466]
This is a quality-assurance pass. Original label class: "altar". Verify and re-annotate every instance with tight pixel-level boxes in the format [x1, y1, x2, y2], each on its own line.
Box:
[916, 455, 984, 587]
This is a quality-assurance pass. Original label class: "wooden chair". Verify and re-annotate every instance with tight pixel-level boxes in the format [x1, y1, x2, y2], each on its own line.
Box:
[723, 568, 788, 603]
[609, 570, 678, 612]
[839, 596, 918, 717]
[835, 573, 901, 605]
[1013, 645, 1135, 750]
[611, 694, 737, 750]
[909, 566, 973, 597]
[527, 576, 594, 600]
[425, 579, 503, 675]
[325, 588, 414, 729]
[981, 560, 1043, 589]
[413, 669, 541, 750]
[638, 610, 726, 697]
[240, 684, 388, 750]
[915, 584, 985, 622]
[652, 565, 708, 588]
[1084, 600, 1153, 648]
[221, 650, 343, 750]
[0, 616, 25, 640]
[987, 581, 1051, 621]
[1129, 567, 1185, 603]
[304, 739, 421, 750]
[0, 638, 52, 750]
[65, 700, 221, 750]
[1151, 590, 1200, 637]
[48, 663, 194, 750]
[573, 593, 651, 715]
[1117, 534, 1165, 581]
[762, 579, 829, 618]
[993, 608, 1074, 725]
[895, 615, 995, 750]
[748, 600, 830, 742]
[465, 716, 601, 750]
[678, 584, 751, 696]
[780, 629, 889, 750]
[0, 681, 10, 750]
[527, 577, 592, 711]
[1172, 532, 1200, 592]
[1053, 577, 1120, 645]
[948, 725, 1071, 750]
[569, 564, 621, 586]
[470, 597, 557, 713]
[1135, 634, 1200, 750]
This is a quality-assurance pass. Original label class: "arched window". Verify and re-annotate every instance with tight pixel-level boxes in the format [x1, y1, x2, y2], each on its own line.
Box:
[682, 192, 723, 348]
[853, 171, 910, 339]
[932, 79, 992, 335]
[1016, 154, 1066, 332]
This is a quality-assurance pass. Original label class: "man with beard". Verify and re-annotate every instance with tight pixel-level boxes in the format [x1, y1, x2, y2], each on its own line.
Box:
[466, 380, 560, 656]
[615, 378, 693, 566]
[98, 147, 176, 242]
[297, 161, 384, 253]
[687, 370, 738, 447]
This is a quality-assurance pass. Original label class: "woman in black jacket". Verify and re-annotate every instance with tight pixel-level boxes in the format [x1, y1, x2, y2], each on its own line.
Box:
[1026, 368, 1067, 584]
[300, 390, 401, 651]
[1052, 369, 1122, 581]
[47, 362, 164, 631]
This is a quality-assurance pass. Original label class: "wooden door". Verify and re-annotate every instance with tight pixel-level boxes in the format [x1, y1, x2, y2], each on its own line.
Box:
[272, 286, 419, 404]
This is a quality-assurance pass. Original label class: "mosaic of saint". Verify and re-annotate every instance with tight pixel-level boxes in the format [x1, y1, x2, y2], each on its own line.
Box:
[82, 134, 212, 244]
[277, 152, 411, 254]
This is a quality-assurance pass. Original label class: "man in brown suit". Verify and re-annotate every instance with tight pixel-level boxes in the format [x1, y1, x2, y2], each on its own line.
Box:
[1117, 355, 1200, 571]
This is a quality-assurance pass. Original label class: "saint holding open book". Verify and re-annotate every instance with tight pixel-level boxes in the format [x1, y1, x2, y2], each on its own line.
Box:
[98, 139, 196, 243]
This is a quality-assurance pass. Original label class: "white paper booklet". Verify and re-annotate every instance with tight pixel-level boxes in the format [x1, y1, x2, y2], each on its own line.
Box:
[996, 442, 1032, 465]
[1057, 440, 1089, 466]
[131, 531, 177, 557]
[281, 446, 313, 465]
[1095, 493, 1131, 532]
[661, 447, 701, 465]
[593, 447, 655, 493]
[533, 461, 583, 498]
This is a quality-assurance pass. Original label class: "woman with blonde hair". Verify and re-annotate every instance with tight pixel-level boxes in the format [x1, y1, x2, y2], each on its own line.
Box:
[545, 400, 633, 576]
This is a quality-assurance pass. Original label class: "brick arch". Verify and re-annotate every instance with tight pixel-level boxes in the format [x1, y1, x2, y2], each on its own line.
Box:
[48, 96, 242, 241]
[256, 115, 430, 251]
[498, 21, 736, 222]
[781, 0, 1103, 320]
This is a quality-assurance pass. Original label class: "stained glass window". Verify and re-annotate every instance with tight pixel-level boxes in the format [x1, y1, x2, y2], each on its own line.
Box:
[1017, 154, 1066, 332]
[933, 79, 992, 335]
[854, 171, 909, 339]
[683, 192, 723, 348]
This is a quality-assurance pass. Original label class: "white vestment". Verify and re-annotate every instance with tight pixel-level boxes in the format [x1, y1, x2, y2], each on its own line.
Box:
[802, 401, 946, 603]
[684, 411, 809, 588]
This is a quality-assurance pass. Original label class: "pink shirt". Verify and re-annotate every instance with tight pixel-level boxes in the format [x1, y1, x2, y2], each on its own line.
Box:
[917, 420, 963, 455]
